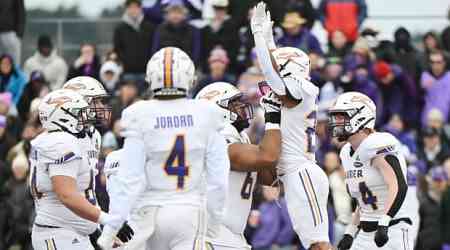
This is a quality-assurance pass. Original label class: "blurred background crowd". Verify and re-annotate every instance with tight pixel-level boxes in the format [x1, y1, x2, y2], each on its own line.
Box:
[1, 0, 450, 249]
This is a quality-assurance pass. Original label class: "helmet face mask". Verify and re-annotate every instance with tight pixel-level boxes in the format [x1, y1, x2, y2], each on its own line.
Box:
[328, 91, 377, 141]
[87, 95, 111, 128]
[63, 76, 111, 129]
[328, 111, 353, 141]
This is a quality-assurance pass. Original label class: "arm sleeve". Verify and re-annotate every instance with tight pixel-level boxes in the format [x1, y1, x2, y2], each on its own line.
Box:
[205, 131, 230, 224]
[108, 107, 147, 227]
[108, 137, 147, 226]
[253, 33, 286, 96]
[48, 158, 80, 179]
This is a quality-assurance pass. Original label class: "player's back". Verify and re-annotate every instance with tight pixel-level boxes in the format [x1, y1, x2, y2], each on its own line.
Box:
[278, 79, 319, 174]
[340, 132, 413, 222]
[122, 98, 223, 207]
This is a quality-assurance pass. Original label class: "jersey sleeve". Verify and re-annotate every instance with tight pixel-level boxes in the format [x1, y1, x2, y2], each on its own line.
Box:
[206, 101, 226, 132]
[39, 134, 82, 178]
[103, 150, 122, 179]
[359, 133, 400, 163]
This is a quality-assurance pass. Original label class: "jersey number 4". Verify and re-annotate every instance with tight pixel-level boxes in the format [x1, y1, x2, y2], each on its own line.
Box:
[359, 181, 378, 210]
[164, 135, 189, 189]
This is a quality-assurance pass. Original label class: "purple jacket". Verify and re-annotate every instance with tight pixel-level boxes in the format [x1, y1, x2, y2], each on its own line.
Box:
[251, 198, 295, 248]
[421, 71, 450, 126]
[277, 29, 323, 55]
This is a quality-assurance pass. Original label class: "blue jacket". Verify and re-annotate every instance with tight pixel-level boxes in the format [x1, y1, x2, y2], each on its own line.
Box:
[0, 64, 27, 105]
[251, 198, 295, 248]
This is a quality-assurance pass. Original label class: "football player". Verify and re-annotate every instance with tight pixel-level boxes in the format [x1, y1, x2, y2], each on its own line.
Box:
[196, 81, 282, 249]
[29, 89, 132, 250]
[251, 3, 332, 249]
[97, 47, 230, 250]
[62, 76, 111, 173]
[328, 92, 415, 250]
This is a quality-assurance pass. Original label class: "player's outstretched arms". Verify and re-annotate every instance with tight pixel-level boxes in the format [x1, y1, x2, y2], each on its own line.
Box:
[337, 206, 360, 250]
[228, 92, 281, 172]
[251, 2, 286, 96]
[372, 154, 408, 247]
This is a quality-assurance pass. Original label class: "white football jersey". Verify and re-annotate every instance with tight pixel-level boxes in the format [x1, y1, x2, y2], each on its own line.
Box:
[103, 149, 151, 213]
[219, 124, 257, 235]
[29, 131, 97, 236]
[278, 80, 319, 174]
[118, 99, 224, 207]
[340, 132, 413, 222]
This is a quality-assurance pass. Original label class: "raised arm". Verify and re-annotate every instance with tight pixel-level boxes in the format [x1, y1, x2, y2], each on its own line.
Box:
[250, 2, 286, 96]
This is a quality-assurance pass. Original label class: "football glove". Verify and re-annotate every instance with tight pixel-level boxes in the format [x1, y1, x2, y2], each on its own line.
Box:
[374, 215, 390, 247]
[260, 91, 281, 126]
[337, 234, 354, 250]
[250, 2, 267, 35]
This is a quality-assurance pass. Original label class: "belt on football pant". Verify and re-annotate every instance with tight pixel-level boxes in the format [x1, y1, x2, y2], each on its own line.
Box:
[359, 217, 412, 232]
[34, 223, 61, 229]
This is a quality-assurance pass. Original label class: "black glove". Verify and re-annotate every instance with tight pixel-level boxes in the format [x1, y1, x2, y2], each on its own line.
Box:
[260, 91, 281, 124]
[337, 234, 354, 250]
[116, 221, 134, 243]
[374, 225, 389, 247]
[89, 228, 102, 250]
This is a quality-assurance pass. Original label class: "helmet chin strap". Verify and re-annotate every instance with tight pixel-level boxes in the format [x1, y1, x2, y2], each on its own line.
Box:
[51, 121, 86, 139]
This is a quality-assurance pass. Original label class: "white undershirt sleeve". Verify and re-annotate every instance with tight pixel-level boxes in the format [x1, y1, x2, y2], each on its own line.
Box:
[205, 131, 230, 225]
[253, 33, 286, 96]
[108, 137, 147, 227]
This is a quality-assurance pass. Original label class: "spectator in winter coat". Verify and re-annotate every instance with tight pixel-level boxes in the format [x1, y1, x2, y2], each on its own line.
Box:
[318, 0, 367, 42]
[113, 0, 155, 81]
[326, 30, 352, 59]
[421, 51, 450, 126]
[3, 154, 33, 250]
[0, 0, 25, 65]
[100, 61, 123, 94]
[416, 167, 448, 250]
[152, 2, 201, 64]
[67, 43, 101, 80]
[0, 54, 27, 105]
[417, 127, 450, 171]
[372, 61, 420, 127]
[23, 35, 68, 90]
[277, 11, 323, 55]
[420, 31, 450, 68]
[250, 186, 295, 250]
[285, 0, 317, 30]
[191, 47, 235, 97]
[17, 71, 48, 122]
[0, 115, 15, 163]
[202, 0, 239, 73]
[393, 27, 423, 82]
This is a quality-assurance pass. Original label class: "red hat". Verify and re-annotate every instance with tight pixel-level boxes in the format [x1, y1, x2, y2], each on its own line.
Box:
[373, 61, 392, 79]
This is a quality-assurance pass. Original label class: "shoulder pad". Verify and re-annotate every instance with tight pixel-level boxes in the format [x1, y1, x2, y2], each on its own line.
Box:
[31, 132, 81, 164]
[103, 149, 122, 177]
[359, 132, 399, 163]
[120, 101, 148, 138]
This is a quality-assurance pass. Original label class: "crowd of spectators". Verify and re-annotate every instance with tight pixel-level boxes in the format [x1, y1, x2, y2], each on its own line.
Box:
[1, 0, 450, 249]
